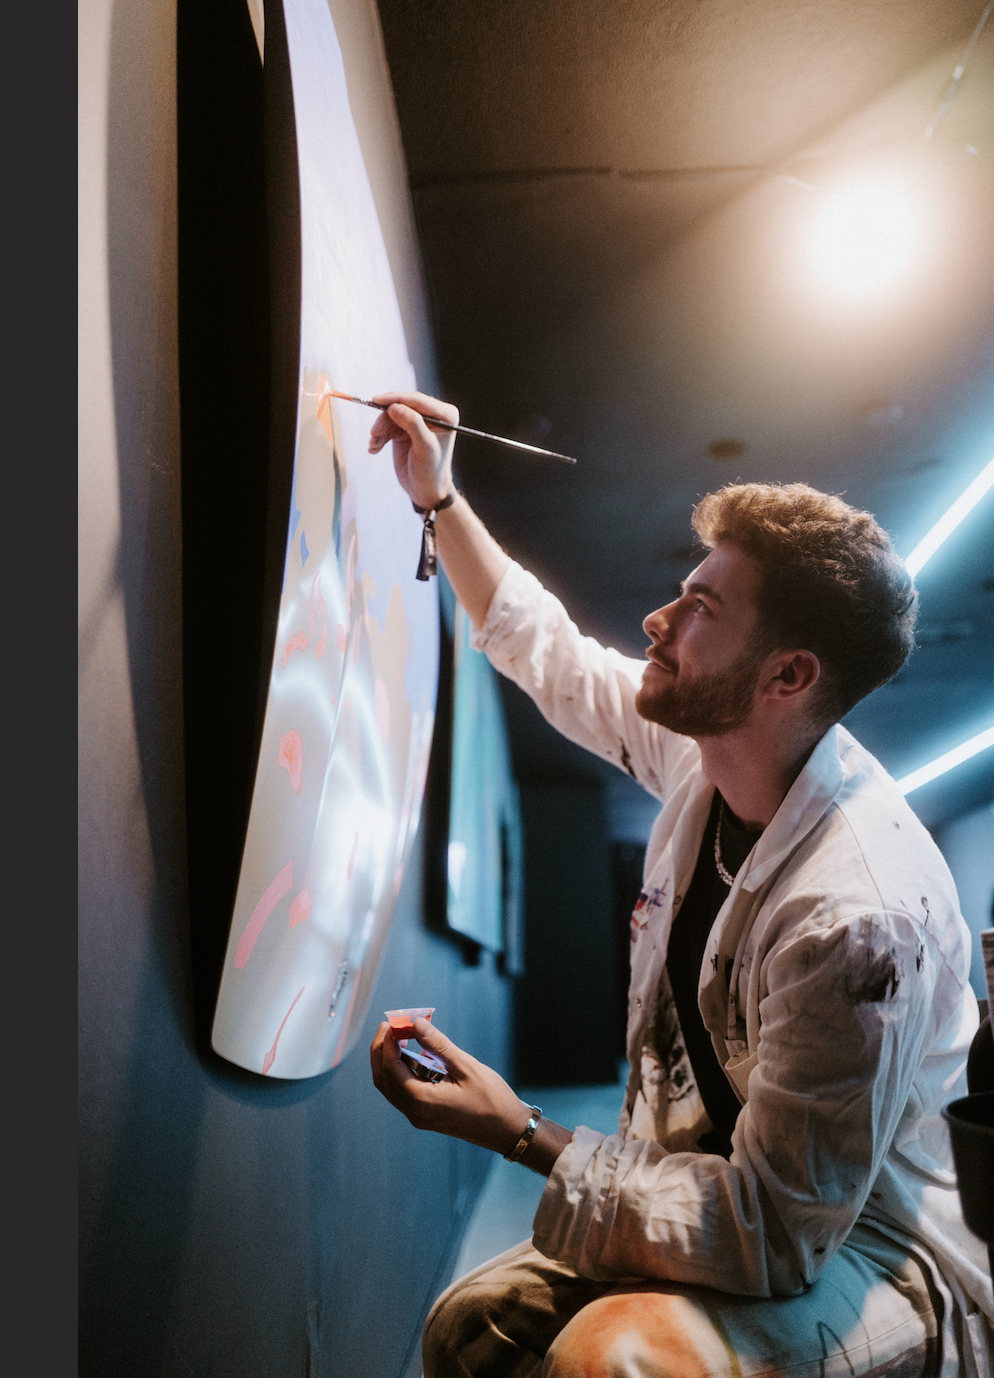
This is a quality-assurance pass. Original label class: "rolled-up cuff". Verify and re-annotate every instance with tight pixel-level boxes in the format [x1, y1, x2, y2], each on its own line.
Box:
[532, 1126, 626, 1281]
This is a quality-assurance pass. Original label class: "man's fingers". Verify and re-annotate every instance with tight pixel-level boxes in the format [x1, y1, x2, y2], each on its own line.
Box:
[369, 1021, 389, 1084]
[409, 1018, 469, 1076]
[371, 391, 459, 427]
[366, 404, 432, 459]
[371, 1024, 422, 1101]
[367, 410, 409, 454]
[385, 402, 439, 452]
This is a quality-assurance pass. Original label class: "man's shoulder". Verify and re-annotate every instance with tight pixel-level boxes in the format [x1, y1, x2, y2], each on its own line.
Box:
[780, 732, 962, 944]
[830, 727, 943, 864]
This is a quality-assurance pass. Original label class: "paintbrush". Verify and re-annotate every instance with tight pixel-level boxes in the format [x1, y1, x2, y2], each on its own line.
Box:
[325, 389, 577, 465]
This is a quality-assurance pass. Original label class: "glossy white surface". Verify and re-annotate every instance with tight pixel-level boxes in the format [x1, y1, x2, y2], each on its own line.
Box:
[211, 0, 439, 1078]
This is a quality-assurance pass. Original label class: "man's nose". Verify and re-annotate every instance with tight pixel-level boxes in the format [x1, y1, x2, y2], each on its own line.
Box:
[643, 600, 678, 641]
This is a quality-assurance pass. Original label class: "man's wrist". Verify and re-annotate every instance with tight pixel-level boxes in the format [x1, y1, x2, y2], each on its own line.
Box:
[412, 488, 457, 516]
[505, 1113, 574, 1177]
[503, 1104, 542, 1163]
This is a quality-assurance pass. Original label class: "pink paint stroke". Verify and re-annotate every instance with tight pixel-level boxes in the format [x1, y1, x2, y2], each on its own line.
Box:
[278, 730, 303, 793]
[334, 623, 346, 653]
[262, 985, 305, 1074]
[289, 889, 311, 928]
[281, 630, 309, 668]
[234, 862, 293, 968]
[331, 967, 362, 1067]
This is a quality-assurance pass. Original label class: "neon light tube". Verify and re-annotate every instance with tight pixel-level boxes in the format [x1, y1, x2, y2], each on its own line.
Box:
[896, 725, 994, 795]
[904, 455, 994, 576]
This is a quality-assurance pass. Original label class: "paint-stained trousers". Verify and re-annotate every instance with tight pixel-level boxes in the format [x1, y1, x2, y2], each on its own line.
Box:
[423, 1222, 943, 1378]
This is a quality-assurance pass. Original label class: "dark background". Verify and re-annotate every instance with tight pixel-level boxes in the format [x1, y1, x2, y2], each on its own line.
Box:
[377, 0, 994, 832]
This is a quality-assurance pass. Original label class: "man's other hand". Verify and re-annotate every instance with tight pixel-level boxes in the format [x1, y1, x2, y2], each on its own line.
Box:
[367, 391, 458, 512]
[370, 1017, 534, 1156]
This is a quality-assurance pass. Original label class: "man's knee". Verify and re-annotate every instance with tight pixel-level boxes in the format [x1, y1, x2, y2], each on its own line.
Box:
[424, 1272, 544, 1378]
[422, 1277, 484, 1377]
[544, 1288, 711, 1378]
[423, 1245, 610, 1378]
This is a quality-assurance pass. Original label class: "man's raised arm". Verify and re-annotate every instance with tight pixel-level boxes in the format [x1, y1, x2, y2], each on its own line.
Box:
[368, 391, 509, 628]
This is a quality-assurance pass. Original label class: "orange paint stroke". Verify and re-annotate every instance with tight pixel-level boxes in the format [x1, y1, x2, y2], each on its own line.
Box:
[374, 678, 390, 746]
[346, 830, 359, 882]
[289, 889, 312, 928]
[331, 968, 362, 1067]
[262, 985, 305, 1074]
[315, 373, 334, 444]
[281, 630, 309, 667]
[234, 862, 293, 968]
[278, 730, 303, 793]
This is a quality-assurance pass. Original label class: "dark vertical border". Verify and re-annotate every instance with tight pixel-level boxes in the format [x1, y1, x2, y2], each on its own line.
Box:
[177, 0, 300, 1047]
[261, 0, 302, 664]
[419, 576, 458, 926]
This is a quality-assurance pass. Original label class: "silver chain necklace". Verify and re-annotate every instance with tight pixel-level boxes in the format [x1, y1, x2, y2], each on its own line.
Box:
[714, 798, 735, 887]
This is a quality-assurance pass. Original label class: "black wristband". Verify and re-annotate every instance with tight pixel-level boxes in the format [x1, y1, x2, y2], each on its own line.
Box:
[412, 489, 457, 516]
[412, 490, 457, 581]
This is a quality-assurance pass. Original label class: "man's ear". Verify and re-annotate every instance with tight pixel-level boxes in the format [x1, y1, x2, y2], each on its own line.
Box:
[761, 650, 821, 701]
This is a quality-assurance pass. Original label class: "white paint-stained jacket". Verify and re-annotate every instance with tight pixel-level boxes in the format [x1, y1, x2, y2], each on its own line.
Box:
[472, 561, 993, 1367]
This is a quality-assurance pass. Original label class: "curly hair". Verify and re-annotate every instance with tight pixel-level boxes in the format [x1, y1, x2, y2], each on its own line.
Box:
[691, 483, 917, 724]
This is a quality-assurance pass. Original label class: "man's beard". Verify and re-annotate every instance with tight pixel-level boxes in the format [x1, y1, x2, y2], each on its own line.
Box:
[635, 645, 767, 738]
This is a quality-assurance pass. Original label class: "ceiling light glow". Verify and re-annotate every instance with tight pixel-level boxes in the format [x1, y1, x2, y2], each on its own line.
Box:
[809, 176, 918, 295]
[895, 725, 994, 795]
[904, 455, 994, 576]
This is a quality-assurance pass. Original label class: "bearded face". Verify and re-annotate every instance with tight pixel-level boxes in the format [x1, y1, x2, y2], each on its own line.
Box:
[635, 640, 769, 738]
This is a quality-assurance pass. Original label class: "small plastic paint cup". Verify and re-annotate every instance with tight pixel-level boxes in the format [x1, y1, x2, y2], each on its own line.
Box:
[384, 1007, 435, 1029]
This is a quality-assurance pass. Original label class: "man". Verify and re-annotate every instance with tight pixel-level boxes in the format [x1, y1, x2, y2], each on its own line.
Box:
[368, 392, 992, 1377]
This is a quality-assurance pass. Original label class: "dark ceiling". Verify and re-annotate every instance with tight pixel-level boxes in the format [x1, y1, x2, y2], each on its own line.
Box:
[375, 0, 994, 831]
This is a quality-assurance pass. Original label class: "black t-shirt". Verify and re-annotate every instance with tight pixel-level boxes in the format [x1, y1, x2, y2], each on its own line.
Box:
[664, 790, 761, 1158]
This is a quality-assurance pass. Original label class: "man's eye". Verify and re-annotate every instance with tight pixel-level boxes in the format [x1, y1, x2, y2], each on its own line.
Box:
[695, 597, 708, 613]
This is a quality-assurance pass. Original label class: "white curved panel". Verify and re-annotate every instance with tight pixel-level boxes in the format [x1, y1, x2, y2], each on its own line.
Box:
[211, 0, 438, 1078]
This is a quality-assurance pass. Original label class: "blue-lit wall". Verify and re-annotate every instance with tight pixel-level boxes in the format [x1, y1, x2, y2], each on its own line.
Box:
[937, 802, 994, 1001]
[78, 2, 512, 1374]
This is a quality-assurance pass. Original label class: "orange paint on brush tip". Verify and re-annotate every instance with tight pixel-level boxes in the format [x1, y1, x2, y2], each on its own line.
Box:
[384, 1007, 434, 1029]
